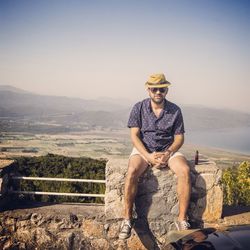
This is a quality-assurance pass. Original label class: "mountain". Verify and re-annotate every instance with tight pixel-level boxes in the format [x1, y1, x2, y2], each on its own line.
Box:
[0, 85, 30, 94]
[0, 86, 128, 116]
[0, 85, 250, 133]
[0, 86, 130, 132]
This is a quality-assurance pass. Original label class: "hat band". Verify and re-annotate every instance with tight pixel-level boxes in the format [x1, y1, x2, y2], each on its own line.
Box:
[147, 81, 170, 86]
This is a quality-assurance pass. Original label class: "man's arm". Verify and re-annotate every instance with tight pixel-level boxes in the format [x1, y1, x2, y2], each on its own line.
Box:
[167, 134, 184, 154]
[130, 127, 161, 166]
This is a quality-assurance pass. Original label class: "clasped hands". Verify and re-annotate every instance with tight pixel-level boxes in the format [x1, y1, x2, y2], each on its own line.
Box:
[146, 151, 172, 169]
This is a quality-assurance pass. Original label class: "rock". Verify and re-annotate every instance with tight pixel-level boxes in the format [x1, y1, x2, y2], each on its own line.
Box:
[30, 213, 43, 225]
[33, 228, 52, 246]
[3, 217, 16, 232]
[16, 220, 31, 229]
[15, 229, 32, 243]
[82, 219, 103, 238]
[18, 242, 26, 249]
[105, 221, 120, 239]
[57, 218, 73, 229]
[104, 223, 109, 232]
[113, 239, 127, 250]
[105, 157, 223, 240]
[4, 217, 15, 226]
[79, 238, 92, 250]
[0, 236, 8, 249]
[105, 158, 128, 220]
[69, 213, 78, 223]
[127, 234, 148, 250]
[3, 238, 12, 250]
[18, 213, 32, 221]
[91, 238, 109, 250]
[67, 232, 75, 249]
[189, 161, 223, 224]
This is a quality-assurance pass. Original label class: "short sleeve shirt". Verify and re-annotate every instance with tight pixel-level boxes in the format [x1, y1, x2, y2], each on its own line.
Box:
[127, 98, 185, 153]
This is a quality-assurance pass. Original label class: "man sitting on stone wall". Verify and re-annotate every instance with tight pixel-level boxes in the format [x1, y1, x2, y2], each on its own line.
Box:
[119, 73, 191, 240]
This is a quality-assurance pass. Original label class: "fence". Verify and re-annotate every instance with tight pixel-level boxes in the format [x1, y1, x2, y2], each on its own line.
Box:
[9, 176, 106, 198]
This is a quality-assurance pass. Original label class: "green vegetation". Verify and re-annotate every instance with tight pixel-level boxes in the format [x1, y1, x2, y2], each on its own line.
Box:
[12, 154, 107, 203]
[221, 161, 250, 206]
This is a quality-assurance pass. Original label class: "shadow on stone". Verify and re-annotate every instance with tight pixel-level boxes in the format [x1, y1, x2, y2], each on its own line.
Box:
[0, 199, 57, 212]
[134, 216, 160, 250]
[134, 167, 161, 249]
[222, 205, 250, 217]
[133, 162, 210, 249]
[188, 161, 207, 228]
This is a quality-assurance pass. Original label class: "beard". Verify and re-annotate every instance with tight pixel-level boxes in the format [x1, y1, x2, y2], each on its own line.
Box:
[151, 95, 165, 104]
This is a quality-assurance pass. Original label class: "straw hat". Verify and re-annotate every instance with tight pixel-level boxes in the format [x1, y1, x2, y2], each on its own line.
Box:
[145, 73, 171, 88]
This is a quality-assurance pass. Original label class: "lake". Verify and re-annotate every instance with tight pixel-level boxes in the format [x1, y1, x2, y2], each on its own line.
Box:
[186, 127, 250, 155]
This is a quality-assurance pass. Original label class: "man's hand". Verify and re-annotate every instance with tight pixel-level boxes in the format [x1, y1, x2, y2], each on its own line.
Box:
[145, 150, 174, 168]
[158, 150, 172, 165]
[153, 151, 172, 168]
[146, 152, 163, 166]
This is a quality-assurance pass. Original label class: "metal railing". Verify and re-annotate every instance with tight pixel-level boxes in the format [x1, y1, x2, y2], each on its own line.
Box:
[9, 176, 106, 198]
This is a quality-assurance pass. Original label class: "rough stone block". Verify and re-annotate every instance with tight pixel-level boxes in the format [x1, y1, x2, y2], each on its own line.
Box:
[105, 156, 223, 244]
[82, 219, 104, 238]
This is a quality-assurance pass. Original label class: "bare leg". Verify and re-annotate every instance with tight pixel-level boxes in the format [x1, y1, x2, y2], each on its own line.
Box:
[124, 155, 148, 219]
[168, 156, 191, 221]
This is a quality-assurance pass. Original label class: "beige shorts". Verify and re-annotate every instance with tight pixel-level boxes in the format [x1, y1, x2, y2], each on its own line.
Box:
[129, 147, 184, 165]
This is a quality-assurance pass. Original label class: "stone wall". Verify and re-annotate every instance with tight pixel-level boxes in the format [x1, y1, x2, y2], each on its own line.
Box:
[0, 160, 15, 209]
[0, 205, 154, 250]
[0, 156, 223, 249]
[0, 209, 105, 249]
[105, 157, 223, 247]
[0, 160, 15, 196]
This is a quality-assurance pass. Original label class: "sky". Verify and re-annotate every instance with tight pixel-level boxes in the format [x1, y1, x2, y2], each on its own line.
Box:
[0, 0, 249, 112]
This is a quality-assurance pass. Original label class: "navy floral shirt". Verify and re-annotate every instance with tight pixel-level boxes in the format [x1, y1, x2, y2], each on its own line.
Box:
[127, 98, 185, 153]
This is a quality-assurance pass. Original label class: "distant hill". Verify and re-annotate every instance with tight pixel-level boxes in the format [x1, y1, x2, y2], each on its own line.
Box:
[0, 85, 30, 94]
[0, 86, 130, 132]
[0, 86, 128, 115]
[0, 85, 250, 133]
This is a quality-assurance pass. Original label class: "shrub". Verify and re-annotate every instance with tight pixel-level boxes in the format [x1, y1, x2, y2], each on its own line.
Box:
[12, 154, 107, 203]
[222, 161, 250, 206]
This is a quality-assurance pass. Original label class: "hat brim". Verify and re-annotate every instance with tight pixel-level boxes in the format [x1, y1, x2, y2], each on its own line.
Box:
[145, 82, 171, 88]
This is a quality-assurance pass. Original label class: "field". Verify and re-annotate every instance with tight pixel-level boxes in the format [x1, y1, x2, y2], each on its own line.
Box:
[1, 130, 250, 169]
[0, 130, 131, 159]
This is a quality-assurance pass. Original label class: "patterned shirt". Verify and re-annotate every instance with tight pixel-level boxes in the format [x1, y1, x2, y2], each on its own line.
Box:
[127, 98, 185, 153]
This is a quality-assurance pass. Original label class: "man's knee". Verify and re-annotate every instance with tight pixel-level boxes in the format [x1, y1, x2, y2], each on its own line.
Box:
[126, 156, 147, 180]
[179, 164, 190, 179]
[170, 157, 190, 179]
[127, 165, 140, 180]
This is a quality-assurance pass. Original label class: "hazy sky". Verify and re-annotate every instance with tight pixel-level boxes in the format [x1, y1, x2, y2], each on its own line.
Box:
[0, 0, 249, 112]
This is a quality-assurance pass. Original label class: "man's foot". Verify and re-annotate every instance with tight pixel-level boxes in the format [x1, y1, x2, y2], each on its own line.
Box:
[174, 220, 191, 231]
[119, 219, 133, 240]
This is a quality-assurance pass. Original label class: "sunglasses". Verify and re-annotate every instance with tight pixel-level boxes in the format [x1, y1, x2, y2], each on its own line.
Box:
[150, 87, 168, 93]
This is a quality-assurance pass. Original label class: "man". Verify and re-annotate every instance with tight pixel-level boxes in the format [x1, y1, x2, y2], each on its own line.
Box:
[119, 73, 191, 240]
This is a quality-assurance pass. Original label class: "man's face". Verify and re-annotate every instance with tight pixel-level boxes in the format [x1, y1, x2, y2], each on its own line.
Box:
[148, 87, 168, 104]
